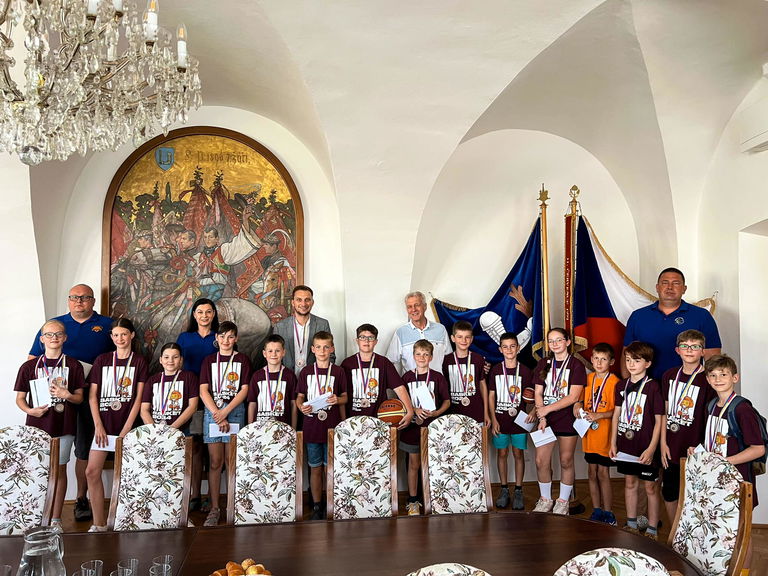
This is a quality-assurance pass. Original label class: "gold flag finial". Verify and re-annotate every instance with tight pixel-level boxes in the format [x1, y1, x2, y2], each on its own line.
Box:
[568, 185, 580, 217]
[538, 183, 549, 206]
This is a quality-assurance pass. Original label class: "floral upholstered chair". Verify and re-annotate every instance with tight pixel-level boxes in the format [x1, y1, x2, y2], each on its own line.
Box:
[407, 563, 491, 576]
[421, 414, 492, 515]
[327, 416, 397, 520]
[669, 451, 752, 576]
[0, 426, 58, 535]
[553, 548, 670, 576]
[108, 424, 192, 531]
[227, 420, 302, 524]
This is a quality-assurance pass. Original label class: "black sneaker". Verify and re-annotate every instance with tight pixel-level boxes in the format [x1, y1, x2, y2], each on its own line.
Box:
[310, 504, 323, 521]
[512, 488, 525, 510]
[74, 497, 92, 521]
[495, 487, 510, 509]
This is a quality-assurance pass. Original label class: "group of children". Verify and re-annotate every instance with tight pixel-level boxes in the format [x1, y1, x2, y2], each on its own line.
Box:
[14, 315, 765, 549]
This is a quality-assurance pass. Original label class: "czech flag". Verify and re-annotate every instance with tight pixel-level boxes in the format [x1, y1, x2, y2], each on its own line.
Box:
[433, 217, 546, 365]
[566, 214, 654, 369]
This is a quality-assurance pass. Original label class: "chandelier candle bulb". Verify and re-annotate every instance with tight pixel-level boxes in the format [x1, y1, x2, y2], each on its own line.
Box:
[144, 0, 158, 41]
[177, 24, 188, 68]
[87, 0, 99, 17]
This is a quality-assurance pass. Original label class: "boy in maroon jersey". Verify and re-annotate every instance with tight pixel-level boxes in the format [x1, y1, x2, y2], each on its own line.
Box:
[443, 321, 488, 426]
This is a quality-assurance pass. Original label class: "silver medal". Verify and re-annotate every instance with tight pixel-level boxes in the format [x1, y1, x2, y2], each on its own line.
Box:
[110, 400, 122, 411]
[360, 399, 370, 409]
[625, 430, 635, 440]
[508, 407, 518, 417]
[54, 403, 65, 413]
[669, 423, 680, 433]
[215, 398, 225, 409]
[460, 397, 470, 407]
[317, 410, 328, 421]
[543, 399, 551, 406]
[590, 422, 599, 431]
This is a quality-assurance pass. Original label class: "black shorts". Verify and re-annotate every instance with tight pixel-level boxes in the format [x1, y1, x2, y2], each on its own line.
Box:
[617, 461, 659, 482]
[584, 452, 614, 468]
[74, 402, 95, 460]
[661, 463, 681, 502]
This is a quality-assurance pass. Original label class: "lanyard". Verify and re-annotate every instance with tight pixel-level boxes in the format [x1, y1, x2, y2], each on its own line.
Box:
[454, 353, 472, 394]
[549, 355, 570, 397]
[502, 362, 520, 405]
[589, 373, 609, 411]
[357, 354, 376, 398]
[313, 363, 333, 397]
[36, 354, 65, 381]
[294, 319, 307, 357]
[669, 365, 703, 416]
[216, 353, 235, 397]
[159, 371, 181, 414]
[111, 352, 133, 397]
[264, 366, 284, 412]
[705, 392, 737, 452]
[621, 377, 648, 427]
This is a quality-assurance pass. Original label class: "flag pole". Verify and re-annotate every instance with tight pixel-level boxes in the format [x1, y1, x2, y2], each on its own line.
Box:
[564, 185, 580, 352]
[538, 184, 550, 354]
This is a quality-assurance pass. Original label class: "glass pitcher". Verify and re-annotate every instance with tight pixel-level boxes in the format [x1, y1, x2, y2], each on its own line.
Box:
[16, 526, 65, 576]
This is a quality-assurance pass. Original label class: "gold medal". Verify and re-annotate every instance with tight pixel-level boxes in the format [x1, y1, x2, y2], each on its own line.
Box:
[460, 397, 470, 407]
[317, 410, 328, 421]
[54, 403, 65, 413]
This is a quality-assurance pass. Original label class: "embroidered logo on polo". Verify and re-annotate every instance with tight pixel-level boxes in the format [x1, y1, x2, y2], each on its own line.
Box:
[675, 317, 685, 325]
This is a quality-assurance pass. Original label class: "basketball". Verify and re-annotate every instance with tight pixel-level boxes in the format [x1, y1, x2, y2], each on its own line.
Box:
[377, 398, 407, 425]
[522, 387, 536, 403]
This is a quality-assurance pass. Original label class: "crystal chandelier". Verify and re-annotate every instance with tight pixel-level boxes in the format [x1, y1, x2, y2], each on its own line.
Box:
[0, 0, 201, 165]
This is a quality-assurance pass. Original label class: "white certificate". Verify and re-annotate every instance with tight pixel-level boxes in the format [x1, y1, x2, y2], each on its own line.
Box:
[573, 417, 591, 438]
[208, 423, 240, 438]
[413, 386, 436, 411]
[530, 427, 557, 447]
[514, 410, 536, 432]
[613, 451, 641, 463]
[29, 378, 53, 408]
[90, 435, 119, 452]
[306, 392, 332, 412]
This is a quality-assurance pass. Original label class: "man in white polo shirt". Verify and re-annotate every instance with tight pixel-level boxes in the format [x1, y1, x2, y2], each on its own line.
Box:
[387, 291, 451, 373]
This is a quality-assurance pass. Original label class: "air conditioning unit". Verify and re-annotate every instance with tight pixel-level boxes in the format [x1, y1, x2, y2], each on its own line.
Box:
[738, 94, 768, 153]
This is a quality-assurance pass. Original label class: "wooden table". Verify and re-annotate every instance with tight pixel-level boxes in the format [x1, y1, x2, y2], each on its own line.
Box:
[0, 514, 701, 575]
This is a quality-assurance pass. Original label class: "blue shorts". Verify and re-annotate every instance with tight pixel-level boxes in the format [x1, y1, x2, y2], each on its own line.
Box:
[306, 442, 328, 468]
[492, 433, 528, 451]
[203, 403, 245, 444]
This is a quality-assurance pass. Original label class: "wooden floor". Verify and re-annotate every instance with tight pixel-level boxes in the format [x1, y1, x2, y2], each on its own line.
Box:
[59, 478, 768, 573]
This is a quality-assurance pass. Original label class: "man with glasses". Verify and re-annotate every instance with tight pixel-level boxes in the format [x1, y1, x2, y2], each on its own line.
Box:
[28, 284, 114, 523]
[622, 267, 721, 380]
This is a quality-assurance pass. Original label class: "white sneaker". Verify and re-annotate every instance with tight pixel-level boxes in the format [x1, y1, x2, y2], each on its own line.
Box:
[553, 499, 569, 515]
[87, 525, 107, 533]
[533, 498, 554, 513]
[406, 501, 422, 516]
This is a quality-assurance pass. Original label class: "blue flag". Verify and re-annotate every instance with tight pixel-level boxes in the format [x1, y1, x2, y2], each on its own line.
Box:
[433, 218, 545, 365]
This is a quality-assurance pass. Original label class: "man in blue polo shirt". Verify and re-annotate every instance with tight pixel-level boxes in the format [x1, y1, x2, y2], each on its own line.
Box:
[29, 284, 113, 522]
[386, 290, 451, 373]
[622, 268, 721, 379]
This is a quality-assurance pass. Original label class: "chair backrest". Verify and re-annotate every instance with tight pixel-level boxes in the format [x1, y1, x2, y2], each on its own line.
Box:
[227, 420, 303, 524]
[108, 424, 192, 531]
[669, 452, 752, 576]
[0, 426, 58, 535]
[420, 414, 492, 515]
[327, 416, 397, 520]
[553, 548, 670, 576]
[406, 563, 492, 576]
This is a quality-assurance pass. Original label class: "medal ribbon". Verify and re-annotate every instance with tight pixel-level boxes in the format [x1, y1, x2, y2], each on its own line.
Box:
[159, 371, 181, 415]
[589, 373, 609, 412]
[36, 354, 65, 382]
[549, 355, 571, 399]
[454, 353, 472, 395]
[668, 365, 704, 418]
[294, 319, 307, 360]
[216, 352, 235, 400]
[502, 362, 520, 409]
[264, 366, 284, 412]
[313, 363, 333, 397]
[705, 391, 737, 452]
[356, 354, 376, 401]
[621, 376, 648, 428]
[112, 352, 133, 399]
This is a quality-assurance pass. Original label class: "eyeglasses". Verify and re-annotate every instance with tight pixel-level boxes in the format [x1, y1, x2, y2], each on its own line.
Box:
[357, 336, 377, 342]
[547, 337, 566, 345]
[42, 331, 65, 339]
[677, 344, 703, 351]
[68, 295, 94, 302]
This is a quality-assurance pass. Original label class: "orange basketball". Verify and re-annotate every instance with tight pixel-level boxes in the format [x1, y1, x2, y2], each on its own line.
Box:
[377, 398, 406, 426]
[522, 387, 536, 403]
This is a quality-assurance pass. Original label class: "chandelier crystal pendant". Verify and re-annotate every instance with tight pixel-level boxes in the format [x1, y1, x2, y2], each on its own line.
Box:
[0, 0, 202, 165]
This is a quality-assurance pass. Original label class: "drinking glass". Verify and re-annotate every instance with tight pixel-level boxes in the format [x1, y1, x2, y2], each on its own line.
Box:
[81, 560, 103, 576]
[148, 565, 171, 576]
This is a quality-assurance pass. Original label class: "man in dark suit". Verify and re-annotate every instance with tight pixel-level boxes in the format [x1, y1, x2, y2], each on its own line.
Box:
[273, 285, 334, 372]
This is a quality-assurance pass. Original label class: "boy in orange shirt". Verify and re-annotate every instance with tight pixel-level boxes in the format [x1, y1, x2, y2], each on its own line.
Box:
[574, 343, 619, 525]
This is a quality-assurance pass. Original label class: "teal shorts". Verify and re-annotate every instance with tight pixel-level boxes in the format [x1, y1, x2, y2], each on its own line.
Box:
[492, 432, 527, 451]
